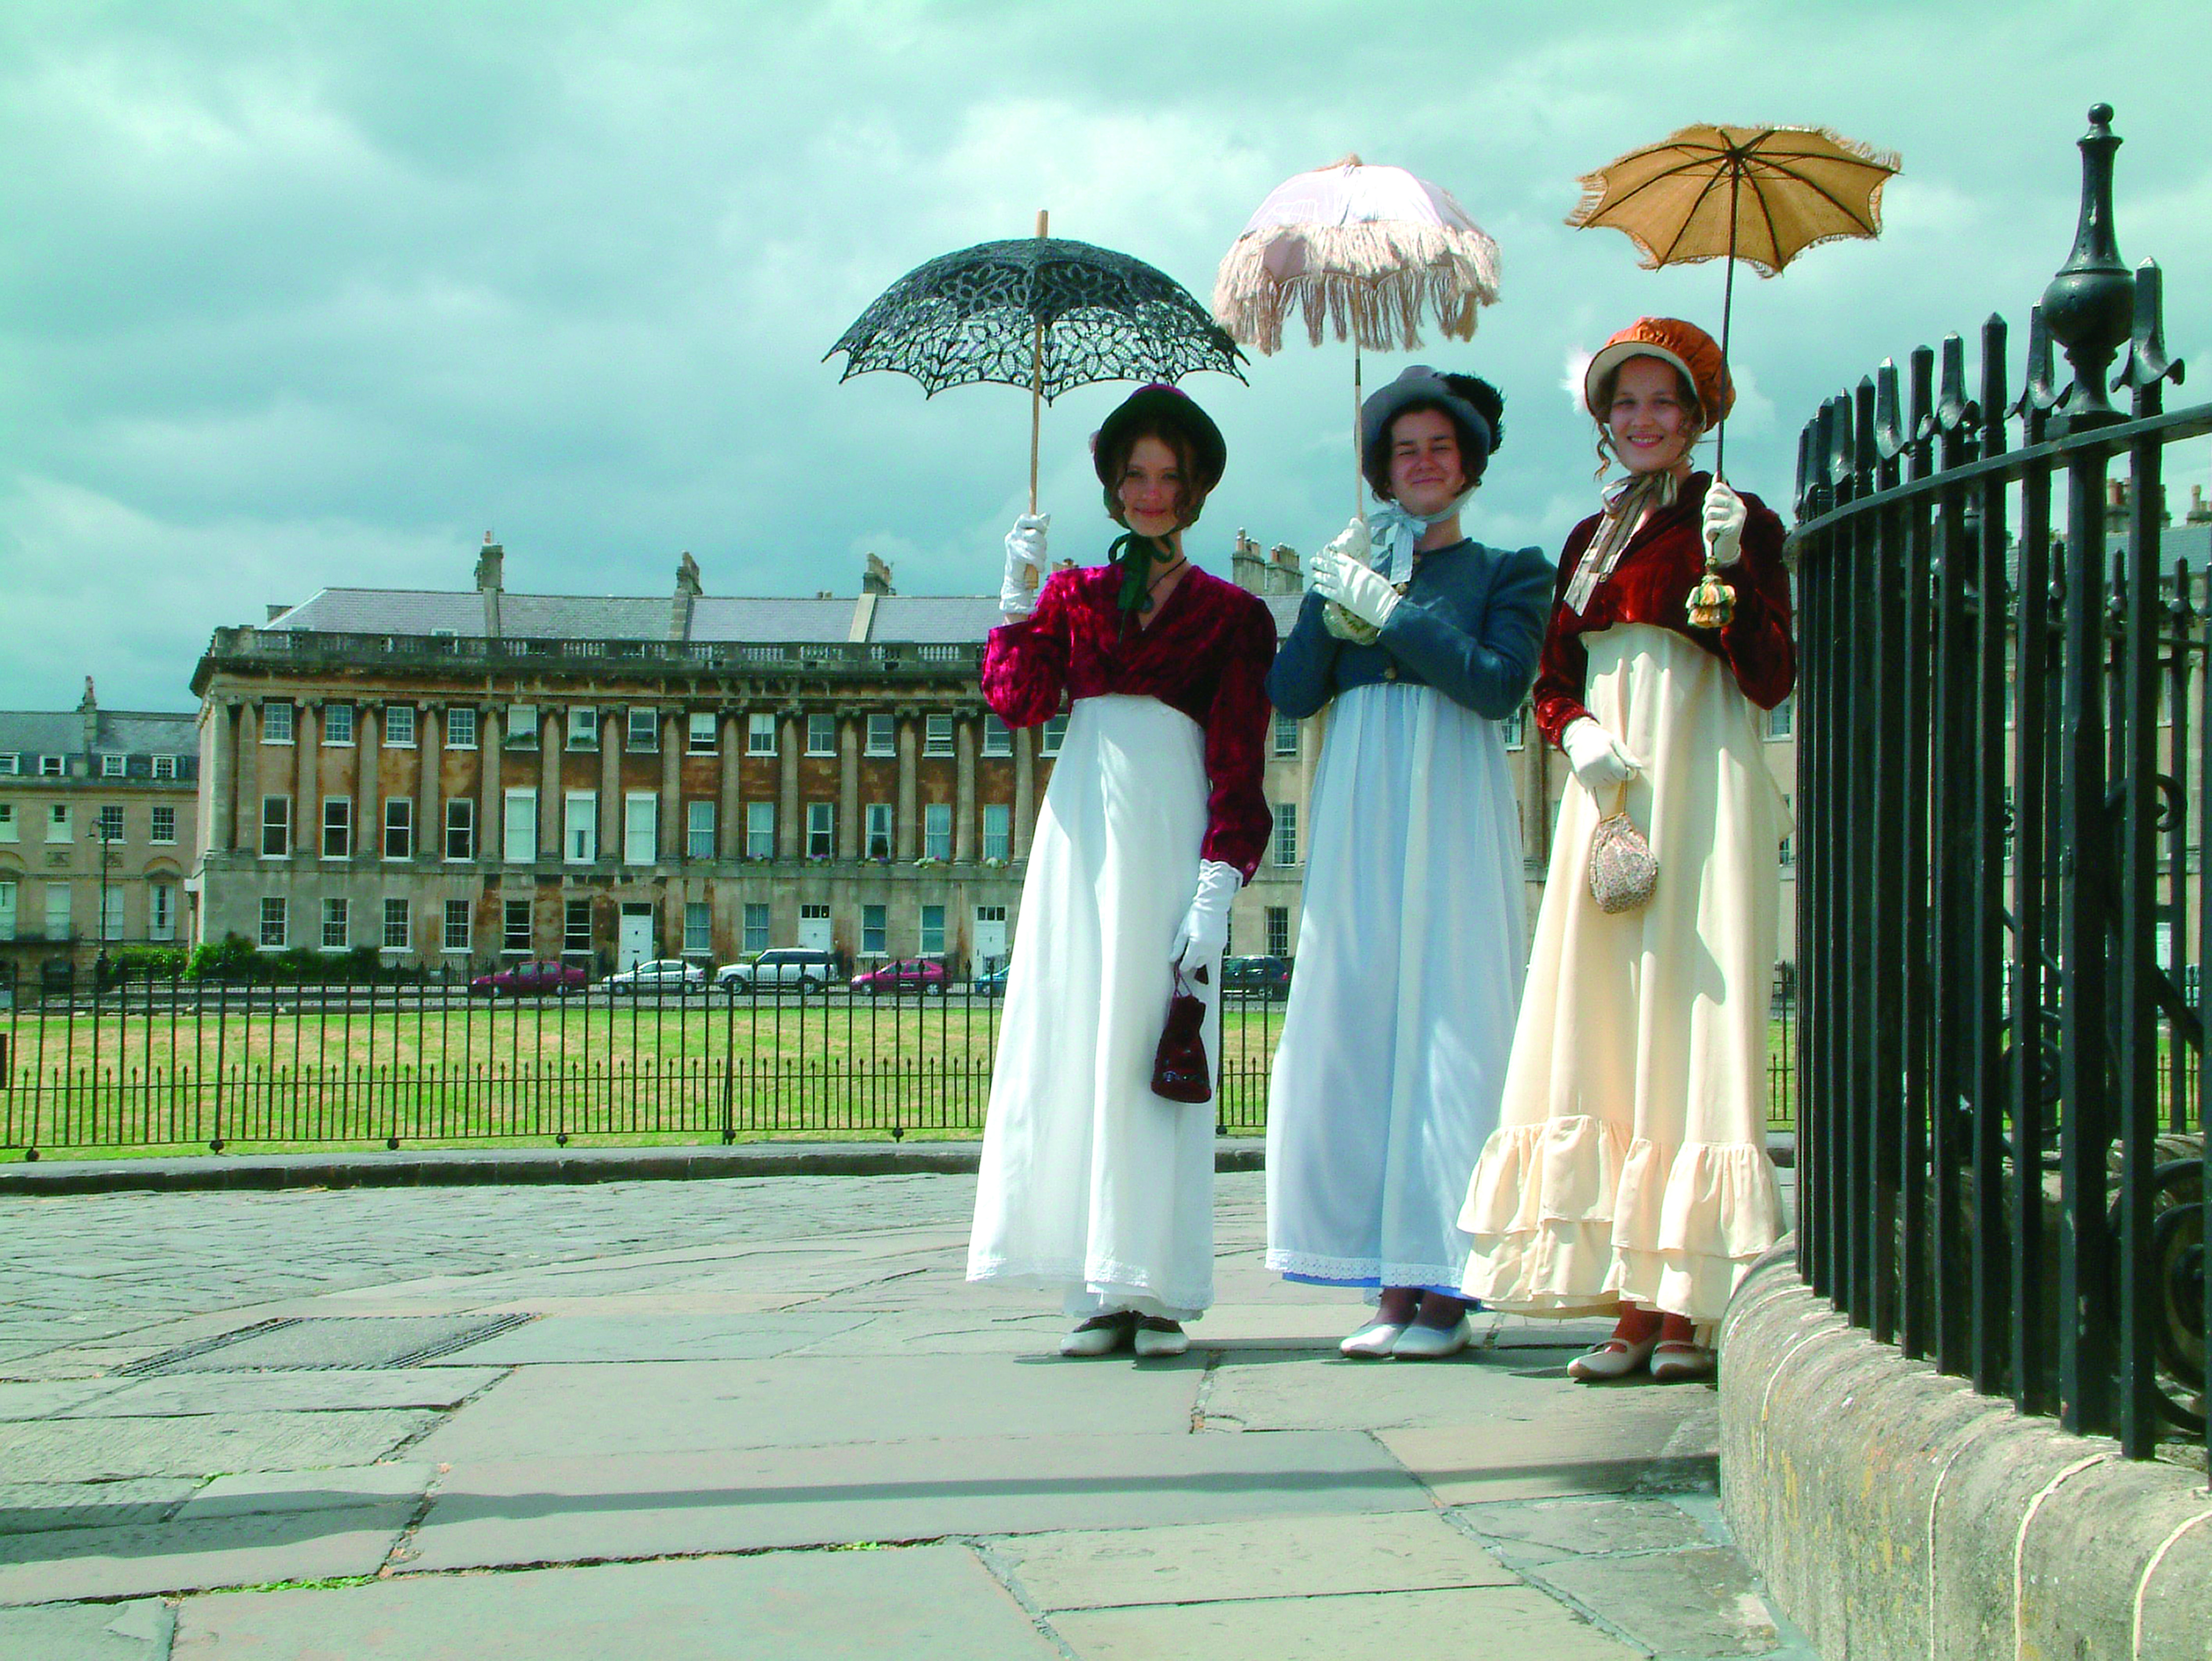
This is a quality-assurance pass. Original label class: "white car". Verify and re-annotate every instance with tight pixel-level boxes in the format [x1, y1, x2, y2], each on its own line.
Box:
[605, 959, 706, 995]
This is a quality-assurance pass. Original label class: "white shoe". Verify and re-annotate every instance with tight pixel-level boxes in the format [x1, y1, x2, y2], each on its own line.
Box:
[1391, 1316, 1471, 1360]
[1339, 1321, 1406, 1358]
[1649, 1340, 1717, 1383]
[1132, 1317, 1189, 1358]
[1059, 1313, 1132, 1358]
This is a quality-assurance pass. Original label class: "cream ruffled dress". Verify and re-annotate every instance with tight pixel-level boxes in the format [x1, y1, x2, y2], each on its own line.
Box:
[1459, 622, 1787, 1323]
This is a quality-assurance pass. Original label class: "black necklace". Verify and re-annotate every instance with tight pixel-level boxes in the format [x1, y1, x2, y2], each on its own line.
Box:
[1138, 556, 1187, 612]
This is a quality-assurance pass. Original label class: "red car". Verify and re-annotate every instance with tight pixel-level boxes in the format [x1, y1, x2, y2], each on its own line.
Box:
[848, 958, 949, 996]
[470, 959, 589, 997]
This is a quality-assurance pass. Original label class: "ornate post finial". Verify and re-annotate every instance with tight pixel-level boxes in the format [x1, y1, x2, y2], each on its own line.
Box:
[2038, 104, 2131, 432]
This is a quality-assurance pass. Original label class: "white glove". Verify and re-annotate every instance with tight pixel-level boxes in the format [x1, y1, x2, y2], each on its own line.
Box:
[1561, 717, 1642, 794]
[1702, 480, 1746, 568]
[1306, 517, 1370, 593]
[1001, 513, 1049, 617]
[1312, 548, 1401, 630]
[1170, 859, 1241, 982]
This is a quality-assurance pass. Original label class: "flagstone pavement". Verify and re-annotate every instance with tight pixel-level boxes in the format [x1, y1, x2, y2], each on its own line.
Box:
[0, 1170, 1816, 1659]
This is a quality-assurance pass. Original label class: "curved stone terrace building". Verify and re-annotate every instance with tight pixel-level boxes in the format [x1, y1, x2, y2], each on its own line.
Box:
[188, 537, 1792, 978]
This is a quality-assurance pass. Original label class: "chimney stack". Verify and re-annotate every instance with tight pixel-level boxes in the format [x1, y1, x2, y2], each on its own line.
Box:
[476, 532, 504, 637]
[862, 553, 895, 596]
[670, 552, 701, 640]
[78, 675, 98, 755]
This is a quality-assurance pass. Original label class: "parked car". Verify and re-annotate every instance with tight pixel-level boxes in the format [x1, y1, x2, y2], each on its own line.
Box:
[850, 958, 949, 996]
[715, 948, 837, 995]
[604, 959, 707, 995]
[972, 964, 1011, 997]
[469, 959, 589, 998]
[1220, 955, 1294, 1001]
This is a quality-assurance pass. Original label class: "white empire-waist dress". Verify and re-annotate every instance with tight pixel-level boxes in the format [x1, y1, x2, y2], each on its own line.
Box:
[964, 563, 1277, 1320]
[1260, 539, 1555, 1298]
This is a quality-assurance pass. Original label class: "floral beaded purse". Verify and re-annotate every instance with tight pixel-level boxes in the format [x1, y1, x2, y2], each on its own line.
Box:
[1588, 785, 1658, 914]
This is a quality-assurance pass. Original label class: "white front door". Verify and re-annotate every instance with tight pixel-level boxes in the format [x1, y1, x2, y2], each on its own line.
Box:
[617, 904, 654, 969]
[797, 903, 832, 952]
[973, 904, 1007, 967]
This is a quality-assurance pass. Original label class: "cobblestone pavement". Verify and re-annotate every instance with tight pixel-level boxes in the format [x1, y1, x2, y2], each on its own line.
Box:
[0, 1173, 1816, 1660]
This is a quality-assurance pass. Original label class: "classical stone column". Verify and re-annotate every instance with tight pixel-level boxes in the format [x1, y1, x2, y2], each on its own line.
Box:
[356, 703, 380, 862]
[895, 711, 918, 861]
[659, 709, 681, 861]
[837, 714, 859, 861]
[538, 708, 562, 861]
[418, 703, 442, 864]
[598, 708, 620, 863]
[206, 697, 237, 855]
[718, 709, 741, 860]
[294, 700, 319, 856]
[1012, 725, 1035, 859]
[478, 706, 502, 865]
[954, 712, 977, 863]
[777, 711, 800, 859]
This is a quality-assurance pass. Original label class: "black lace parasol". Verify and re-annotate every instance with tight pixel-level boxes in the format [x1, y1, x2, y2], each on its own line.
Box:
[826, 236, 1246, 402]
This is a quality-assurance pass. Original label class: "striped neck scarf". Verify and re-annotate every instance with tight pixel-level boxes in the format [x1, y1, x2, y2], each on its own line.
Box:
[1563, 469, 1679, 614]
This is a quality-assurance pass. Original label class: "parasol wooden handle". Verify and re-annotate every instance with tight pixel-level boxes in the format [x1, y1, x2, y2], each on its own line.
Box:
[1026, 208, 1048, 588]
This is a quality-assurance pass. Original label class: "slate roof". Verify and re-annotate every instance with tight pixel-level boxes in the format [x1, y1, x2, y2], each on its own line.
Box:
[0, 708, 199, 775]
[258, 581, 1308, 647]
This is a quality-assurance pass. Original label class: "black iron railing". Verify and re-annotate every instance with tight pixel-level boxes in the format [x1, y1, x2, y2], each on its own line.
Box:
[1792, 105, 2207, 1463]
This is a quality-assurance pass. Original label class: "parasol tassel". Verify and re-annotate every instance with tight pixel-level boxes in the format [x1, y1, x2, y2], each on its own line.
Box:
[1686, 553, 1735, 630]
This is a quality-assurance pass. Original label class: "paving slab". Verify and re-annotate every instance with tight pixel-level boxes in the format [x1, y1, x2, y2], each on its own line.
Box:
[992, 1511, 1518, 1610]
[401, 1429, 1426, 1571]
[430, 1311, 874, 1364]
[176, 1461, 436, 1520]
[1047, 1584, 1643, 1660]
[0, 1501, 414, 1603]
[1524, 1542, 1783, 1657]
[411, 1353, 1204, 1462]
[0, 1409, 437, 1484]
[1379, 1384, 1715, 1505]
[1452, 1493, 1714, 1564]
[171, 1543, 1058, 1660]
[1203, 1347, 1563, 1433]
[0, 1478, 201, 1536]
[0, 1378, 130, 1420]
[775, 1308, 1067, 1357]
[82, 1368, 503, 1416]
[0, 1599, 174, 1659]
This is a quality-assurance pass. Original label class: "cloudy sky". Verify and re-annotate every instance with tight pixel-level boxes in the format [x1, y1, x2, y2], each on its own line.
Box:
[6, 0, 2210, 710]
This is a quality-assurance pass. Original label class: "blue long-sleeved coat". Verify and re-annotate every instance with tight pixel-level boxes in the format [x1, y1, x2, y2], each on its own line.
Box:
[1265, 537, 1555, 721]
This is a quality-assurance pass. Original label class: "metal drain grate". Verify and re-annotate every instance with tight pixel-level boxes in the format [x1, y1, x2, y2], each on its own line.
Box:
[117, 1313, 535, 1375]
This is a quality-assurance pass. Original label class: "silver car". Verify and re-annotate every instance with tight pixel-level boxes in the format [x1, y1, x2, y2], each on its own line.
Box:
[605, 959, 706, 995]
[715, 948, 836, 994]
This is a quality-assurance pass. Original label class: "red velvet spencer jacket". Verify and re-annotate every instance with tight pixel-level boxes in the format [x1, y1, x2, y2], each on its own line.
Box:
[1531, 471, 1796, 749]
[980, 562, 1277, 880]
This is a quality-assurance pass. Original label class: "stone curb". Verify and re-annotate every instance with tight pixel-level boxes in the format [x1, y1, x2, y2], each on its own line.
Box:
[1717, 1239, 2212, 1660]
[0, 1138, 1269, 1196]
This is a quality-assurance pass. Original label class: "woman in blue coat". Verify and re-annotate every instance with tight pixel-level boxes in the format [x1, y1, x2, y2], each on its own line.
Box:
[1264, 367, 1552, 1359]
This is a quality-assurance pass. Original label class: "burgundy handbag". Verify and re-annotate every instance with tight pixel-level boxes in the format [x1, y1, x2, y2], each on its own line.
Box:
[1150, 965, 1212, 1104]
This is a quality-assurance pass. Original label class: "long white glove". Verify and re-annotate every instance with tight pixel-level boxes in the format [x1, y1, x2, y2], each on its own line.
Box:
[1171, 859, 1241, 982]
[1000, 513, 1049, 618]
[1306, 517, 1370, 593]
[1702, 480, 1746, 568]
[1561, 717, 1642, 794]
[1312, 546, 1401, 630]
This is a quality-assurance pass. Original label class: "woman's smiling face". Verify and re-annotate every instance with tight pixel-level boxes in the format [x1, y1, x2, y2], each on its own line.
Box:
[1606, 355, 1699, 476]
[1384, 408, 1468, 516]
[1116, 435, 1186, 538]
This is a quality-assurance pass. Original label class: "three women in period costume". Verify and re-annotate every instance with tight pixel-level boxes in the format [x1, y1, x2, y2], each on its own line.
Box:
[969, 319, 1793, 1385]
